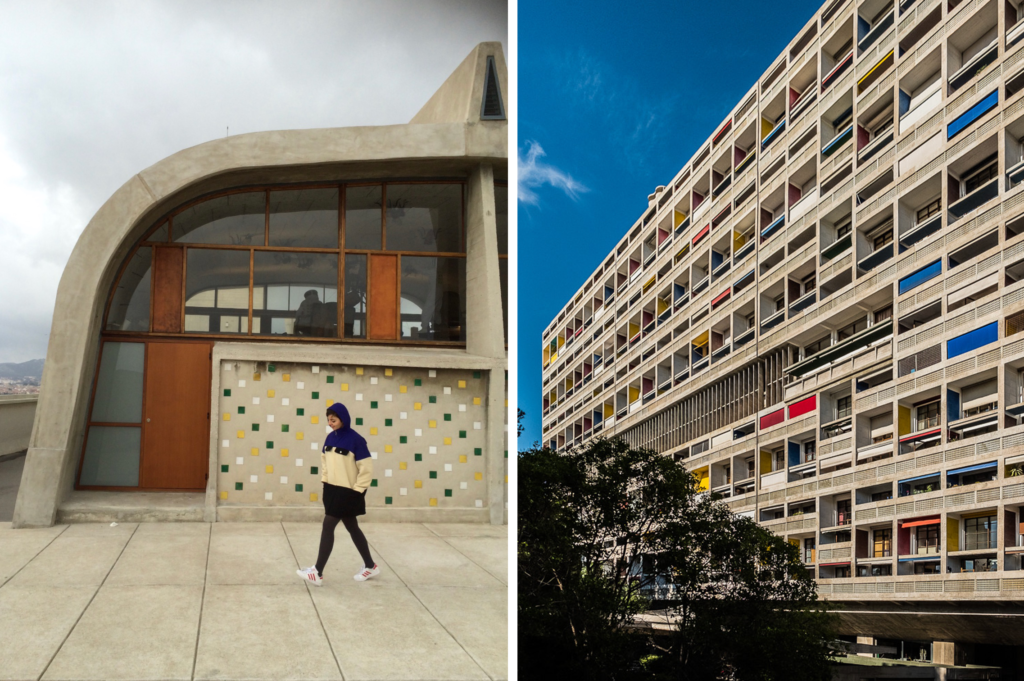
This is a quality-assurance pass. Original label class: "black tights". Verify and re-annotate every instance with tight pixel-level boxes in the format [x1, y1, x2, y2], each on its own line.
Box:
[315, 515, 374, 577]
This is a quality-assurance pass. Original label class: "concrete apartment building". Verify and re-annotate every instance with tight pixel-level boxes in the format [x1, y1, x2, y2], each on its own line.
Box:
[541, 0, 1024, 665]
[12, 43, 508, 529]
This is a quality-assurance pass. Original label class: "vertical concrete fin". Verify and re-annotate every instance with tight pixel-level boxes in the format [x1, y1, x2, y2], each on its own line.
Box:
[410, 42, 507, 124]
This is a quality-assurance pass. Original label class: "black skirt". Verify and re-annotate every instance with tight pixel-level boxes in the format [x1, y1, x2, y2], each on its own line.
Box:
[322, 482, 366, 518]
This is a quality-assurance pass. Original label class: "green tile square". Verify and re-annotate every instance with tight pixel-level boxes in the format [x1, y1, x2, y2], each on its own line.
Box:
[252, 424, 259, 431]
[429, 471, 437, 479]
[295, 483, 303, 492]
[327, 375, 334, 383]
[312, 391, 320, 399]
[414, 378, 422, 386]
[235, 482, 243, 490]
[444, 413, 451, 421]
[400, 436, 408, 444]
[474, 447, 482, 456]
[356, 417, 363, 425]
[221, 464, 229, 473]
[238, 406, 245, 414]
[429, 396, 437, 404]
[459, 430, 466, 438]
[444, 489, 452, 497]
[385, 418, 393, 426]
[473, 371, 481, 379]
[415, 453, 422, 461]
[224, 389, 231, 397]
[297, 408, 304, 416]
[268, 364, 276, 372]
[266, 441, 274, 449]
[311, 466, 318, 475]
[504, 450, 508, 458]
[371, 401, 378, 409]
[385, 496, 393, 505]
[371, 479, 378, 487]
[281, 424, 289, 433]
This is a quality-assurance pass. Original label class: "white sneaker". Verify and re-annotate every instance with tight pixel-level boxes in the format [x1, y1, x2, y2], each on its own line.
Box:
[297, 566, 323, 586]
[354, 564, 380, 581]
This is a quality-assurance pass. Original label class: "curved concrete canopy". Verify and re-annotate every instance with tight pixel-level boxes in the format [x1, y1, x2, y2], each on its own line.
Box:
[13, 43, 507, 527]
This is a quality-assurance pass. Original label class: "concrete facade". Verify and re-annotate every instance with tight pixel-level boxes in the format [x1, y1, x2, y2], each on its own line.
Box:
[13, 42, 508, 529]
[541, 0, 1024, 659]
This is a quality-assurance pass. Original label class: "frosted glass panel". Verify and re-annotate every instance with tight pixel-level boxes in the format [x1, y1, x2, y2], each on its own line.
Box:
[79, 426, 141, 487]
[91, 342, 144, 423]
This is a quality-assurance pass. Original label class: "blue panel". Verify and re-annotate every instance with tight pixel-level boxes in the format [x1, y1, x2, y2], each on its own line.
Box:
[761, 214, 786, 238]
[788, 441, 801, 466]
[947, 322, 998, 359]
[673, 283, 686, 300]
[900, 472, 941, 484]
[711, 250, 723, 269]
[899, 89, 911, 117]
[857, 15, 870, 42]
[947, 90, 999, 139]
[947, 389, 961, 423]
[898, 260, 941, 294]
[947, 461, 997, 476]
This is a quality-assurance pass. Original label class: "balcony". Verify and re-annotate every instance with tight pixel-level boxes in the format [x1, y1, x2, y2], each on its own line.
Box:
[760, 214, 786, 241]
[786, 318, 893, 379]
[821, 232, 852, 261]
[789, 290, 816, 313]
[898, 213, 941, 248]
[821, 51, 853, 90]
[858, 12, 894, 51]
[761, 118, 787, 149]
[858, 242, 894, 272]
[947, 90, 998, 140]
[760, 308, 785, 331]
[949, 178, 999, 220]
[948, 40, 998, 93]
[821, 125, 853, 159]
[856, 439, 894, 462]
[735, 151, 756, 175]
[712, 173, 733, 197]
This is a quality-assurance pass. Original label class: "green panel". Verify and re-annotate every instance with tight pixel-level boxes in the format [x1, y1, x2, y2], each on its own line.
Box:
[459, 431, 466, 438]
[371, 479, 378, 487]
[268, 364, 276, 372]
[385, 419, 393, 426]
[473, 371, 481, 379]
[444, 414, 451, 421]
[252, 424, 259, 431]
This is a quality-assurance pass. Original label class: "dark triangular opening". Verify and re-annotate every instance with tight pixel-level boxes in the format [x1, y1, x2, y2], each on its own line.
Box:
[481, 55, 505, 120]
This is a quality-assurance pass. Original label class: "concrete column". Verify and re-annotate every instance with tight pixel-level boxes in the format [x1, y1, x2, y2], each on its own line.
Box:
[933, 641, 970, 666]
[855, 636, 875, 658]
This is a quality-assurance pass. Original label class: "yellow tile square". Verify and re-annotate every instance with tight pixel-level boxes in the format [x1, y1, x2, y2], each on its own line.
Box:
[400, 385, 407, 393]
[505, 399, 509, 407]
[429, 419, 437, 428]
[429, 498, 438, 506]
[341, 383, 349, 391]
[474, 472, 483, 481]
[266, 465, 274, 473]
[385, 445, 393, 453]
[220, 491, 228, 500]
[222, 413, 230, 421]
[505, 475, 508, 483]
[414, 480, 423, 488]
[326, 399, 332, 406]
[473, 397, 481, 405]
[237, 431, 245, 439]
[310, 493, 318, 502]
[254, 372, 261, 381]
[312, 416, 319, 424]
[444, 437, 452, 445]
[458, 380, 466, 388]
[399, 461, 407, 470]
[356, 367, 364, 375]
[251, 447, 259, 456]
[267, 389, 275, 398]
[283, 373, 290, 381]
[370, 427, 378, 435]
[297, 432, 304, 440]
[459, 455, 467, 463]
[281, 449, 289, 457]
[414, 402, 422, 410]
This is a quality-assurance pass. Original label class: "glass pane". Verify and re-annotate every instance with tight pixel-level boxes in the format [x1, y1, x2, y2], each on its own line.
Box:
[495, 185, 508, 255]
[79, 426, 140, 487]
[269, 188, 338, 249]
[146, 223, 168, 242]
[253, 252, 338, 337]
[106, 247, 152, 332]
[499, 258, 507, 342]
[185, 249, 250, 335]
[345, 185, 382, 250]
[400, 256, 466, 341]
[173, 192, 265, 245]
[91, 342, 145, 423]
[386, 184, 462, 253]
[344, 254, 367, 338]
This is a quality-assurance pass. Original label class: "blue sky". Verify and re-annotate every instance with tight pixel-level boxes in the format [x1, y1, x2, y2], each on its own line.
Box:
[517, 0, 824, 447]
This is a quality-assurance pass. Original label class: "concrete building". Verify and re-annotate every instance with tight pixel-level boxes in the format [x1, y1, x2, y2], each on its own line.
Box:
[13, 42, 508, 528]
[541, 0, 1024, 666]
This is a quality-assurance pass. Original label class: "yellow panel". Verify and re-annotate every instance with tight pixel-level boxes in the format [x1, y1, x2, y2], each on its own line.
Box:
[947, 517, 959, 552]
[857, 50, 894, 87]
[254, 372, 261, 381]
[238, 431, 245, 439]
[692, 330, 710, 347]
[543, 346, 550, 365]
[557, 336, 565, 348]
[693, 466, 709, 491]
[475, 397, 482, 405]
[760, 451, 772, 475]
[657, 298, 669, 315]
[459, 455, 467, 463]
[550, 352, 558, 363]
[673, 209, 688, 227]
[628, 323, 640, 337]
[788, 538, 800, 547]
[429, 420, 437, 428]
[604, 404, 614, 418]
[429, 498, 438, 506]
[444, 437, 452, 445]
[733, 231, 747, 250]
[898, 406, 911, 436]
[415, 402, 422, 410]
[761, 117, 774, 139]
[642, 276, 655, 293]
[341, 383, 349, 391]
[458, 380, 466, 388]
[400, 385, 407, 393]
[629, 386, 640, 402]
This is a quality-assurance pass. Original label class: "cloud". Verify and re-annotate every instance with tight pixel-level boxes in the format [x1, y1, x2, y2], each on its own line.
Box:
[518, 140, 588, 205]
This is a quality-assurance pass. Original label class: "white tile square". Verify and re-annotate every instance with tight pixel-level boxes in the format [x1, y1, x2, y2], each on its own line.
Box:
[238, 380, 246, 388]
[325, 425, 332, 434]
[371, 452, 378, 459]
[236, 457, 244, 465]
[474, 421, 482, 430]
[400, 487, 408, 496]
[250, 475, 258, 483]
[444, 464, 452, 472]
[385, 394, 392, 402]
[312, 442, 319, 450]
[266, 414, 275, 423]
[222, 439, 229, 447]
[252, 397, 260, 405]
[475, 500, 483, 508]
[296, 458, 304, 466]
[459, 404, 466, 412]
[312, 365, 320, 373]
[385, 469, 393, 477]
[429, 370, 436, 377]
[444, 387, 452, 395]
[370, 376, 378, 385]
[264, 492, 273, 501]
[297, 381, 304, 389]
[415, 428, 422, 436]
[282, 398, 290, 406]
[280, 476, 288, 484]
[429, 446, 437, 454]
[400, 411, 407, 419]
[223, 364, 232, 371]
[460, 482, 468, 489]
[356, 393, 363, 401]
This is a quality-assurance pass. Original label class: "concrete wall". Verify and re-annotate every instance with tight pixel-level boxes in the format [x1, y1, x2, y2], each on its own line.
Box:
[0, 396, 37, 458]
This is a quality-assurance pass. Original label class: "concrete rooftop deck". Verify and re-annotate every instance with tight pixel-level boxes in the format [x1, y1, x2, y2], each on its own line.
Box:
[0, 521, 507, 681]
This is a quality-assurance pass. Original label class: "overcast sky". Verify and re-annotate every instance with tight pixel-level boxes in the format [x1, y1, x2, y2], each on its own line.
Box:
[0, 0, 506, 364]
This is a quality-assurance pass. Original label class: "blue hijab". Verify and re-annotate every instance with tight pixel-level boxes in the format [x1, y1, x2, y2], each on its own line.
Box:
[324, 402, 371, 461]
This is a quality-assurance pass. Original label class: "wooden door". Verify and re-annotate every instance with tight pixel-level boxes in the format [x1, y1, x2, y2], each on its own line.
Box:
[141, 341, 211, 489]
[368, 254, 398, 340]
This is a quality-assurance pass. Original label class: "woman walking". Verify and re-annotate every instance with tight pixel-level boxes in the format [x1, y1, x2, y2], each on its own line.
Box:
[297, 402, 380, 585]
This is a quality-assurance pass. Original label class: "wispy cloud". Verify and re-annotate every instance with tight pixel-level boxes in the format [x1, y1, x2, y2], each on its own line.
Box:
[518, 140, 588, 205]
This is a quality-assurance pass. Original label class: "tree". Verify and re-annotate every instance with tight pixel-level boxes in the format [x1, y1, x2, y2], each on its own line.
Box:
[518, 435, 836, 681]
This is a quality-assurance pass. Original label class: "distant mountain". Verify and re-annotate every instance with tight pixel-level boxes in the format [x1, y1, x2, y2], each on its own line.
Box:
[0, 359, 44, 381]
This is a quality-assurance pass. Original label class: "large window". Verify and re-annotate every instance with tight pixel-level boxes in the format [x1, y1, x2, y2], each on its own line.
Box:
[105, 181, 481, 345]
[964, 515, 998, 550]
[873, 529, 891, 557]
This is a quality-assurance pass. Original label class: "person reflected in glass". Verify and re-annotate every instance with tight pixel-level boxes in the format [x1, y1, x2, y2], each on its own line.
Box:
[295, 289, 321, 336]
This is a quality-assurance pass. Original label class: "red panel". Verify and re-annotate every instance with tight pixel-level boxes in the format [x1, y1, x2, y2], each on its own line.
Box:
[712, 119, 733, 143]
[760, 408, 785, 430]
[819, 562, 850, 567]
[711, 289, 731, 306]
[692, 224, 710, 245]
[897, 527, 910, 555]
[788, 395, 817, 419]
[788, 183, 802, 206]
[899, 428, 941, 443]
[901, 516, 941, 528]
